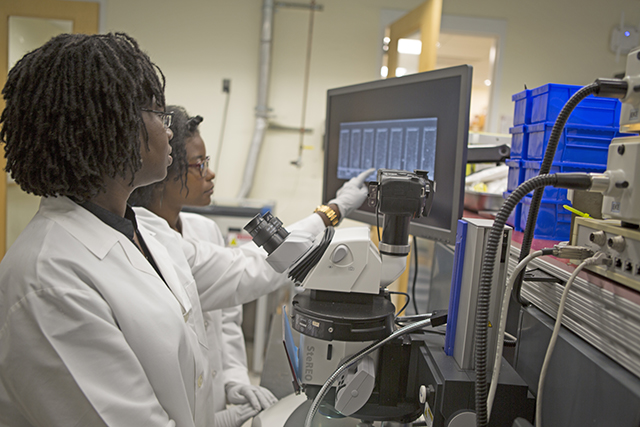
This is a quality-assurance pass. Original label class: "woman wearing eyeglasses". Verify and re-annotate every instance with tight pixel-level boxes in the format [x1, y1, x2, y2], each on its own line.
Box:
[129, 105, 373, 427]
[0, 34, 219, 427]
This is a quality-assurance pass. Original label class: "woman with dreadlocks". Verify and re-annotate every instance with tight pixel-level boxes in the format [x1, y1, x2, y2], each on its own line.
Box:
[0, 33, 216, 426]
[128, 106, 374, 427]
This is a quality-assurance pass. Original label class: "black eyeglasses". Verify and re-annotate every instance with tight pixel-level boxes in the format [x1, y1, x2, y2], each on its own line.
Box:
[142, 109, 173, 129]
[188, 156, 210, 177]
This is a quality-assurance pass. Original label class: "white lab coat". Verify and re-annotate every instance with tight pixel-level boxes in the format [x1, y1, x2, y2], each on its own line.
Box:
[180, 212, 248, 412]
[133, 207, 324, 312]
[136, 208, 325, 412]
[0, 197, 215, 427]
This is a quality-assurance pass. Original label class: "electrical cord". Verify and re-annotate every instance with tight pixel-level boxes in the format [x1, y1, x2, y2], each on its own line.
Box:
[535, 251, 610, 427]
[514, 83, 599, 307]
[376, 201, 382, 243]
[389, 290, 410, 317]
[303, 311, 448, 427]
[487, 249, 545, 419]
[411, 236, 420, 315]
[486, 244, 595, 420]
[375, 199, 384, 264]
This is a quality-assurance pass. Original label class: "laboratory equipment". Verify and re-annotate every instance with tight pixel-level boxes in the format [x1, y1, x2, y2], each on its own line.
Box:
[445, 218, 512, 373]
[246, 168, 534, 427]
[473, 46, 640, 427]
[570, 215, 640, 291]
[322, 65, 472, 244]
[253, 47, 640, 427]
[245, 169, 441, 423]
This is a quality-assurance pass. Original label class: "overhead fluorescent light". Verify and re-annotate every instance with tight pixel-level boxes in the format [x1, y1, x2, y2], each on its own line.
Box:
[397, 38, 422, 55]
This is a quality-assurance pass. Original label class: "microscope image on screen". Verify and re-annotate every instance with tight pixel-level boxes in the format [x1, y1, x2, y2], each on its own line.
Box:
[337, 118, 438, 181]
[323, 65, 472, 243]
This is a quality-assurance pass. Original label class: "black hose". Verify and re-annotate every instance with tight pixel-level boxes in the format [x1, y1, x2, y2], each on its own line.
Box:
[475, 174, 559, 427]
[512, 83, 599, 306]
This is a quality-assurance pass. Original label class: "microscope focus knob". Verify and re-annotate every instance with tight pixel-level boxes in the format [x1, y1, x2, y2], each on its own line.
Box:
[331, 244, 350, 264]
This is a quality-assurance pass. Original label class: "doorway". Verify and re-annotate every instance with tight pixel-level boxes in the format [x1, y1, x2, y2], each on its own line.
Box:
[380, 12, 507, 133]
[391, 30, 498, 133]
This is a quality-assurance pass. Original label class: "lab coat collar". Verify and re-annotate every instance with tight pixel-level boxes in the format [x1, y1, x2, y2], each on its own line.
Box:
[39, 196, 126, 260]
[79, 200, 137, 243]
[38, 197, 193, 317]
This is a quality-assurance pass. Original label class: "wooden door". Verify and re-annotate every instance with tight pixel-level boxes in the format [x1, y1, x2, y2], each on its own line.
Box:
[386, 0, 443, 77]
[0, 0, 99, 258]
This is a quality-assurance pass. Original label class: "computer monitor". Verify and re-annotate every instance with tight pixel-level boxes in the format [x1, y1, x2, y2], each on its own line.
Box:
[322, 65, 472, 244]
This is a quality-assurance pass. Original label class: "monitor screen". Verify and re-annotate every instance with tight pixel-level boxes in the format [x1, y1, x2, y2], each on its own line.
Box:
[322, 65, 472, 244]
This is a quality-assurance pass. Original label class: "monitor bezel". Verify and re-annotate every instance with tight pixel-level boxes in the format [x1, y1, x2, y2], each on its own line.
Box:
[322, 65, 472, 244]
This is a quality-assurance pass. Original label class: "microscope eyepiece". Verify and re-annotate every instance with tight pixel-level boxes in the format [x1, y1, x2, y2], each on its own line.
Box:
[244, 212, 290, 255]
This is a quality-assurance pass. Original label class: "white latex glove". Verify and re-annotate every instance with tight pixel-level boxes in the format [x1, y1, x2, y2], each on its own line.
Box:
[328, 168, 376, 223]
[226, 382, 278, 411]
[214, 404, 260, 427]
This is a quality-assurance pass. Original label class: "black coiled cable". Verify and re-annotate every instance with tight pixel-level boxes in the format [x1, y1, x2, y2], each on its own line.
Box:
[288, 226, 335, 284]
[475, 174, 559, 427]
[513, 83, 599, 306]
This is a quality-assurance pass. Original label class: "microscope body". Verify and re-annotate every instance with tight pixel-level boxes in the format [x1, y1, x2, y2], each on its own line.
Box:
[245, 169, 434, 422]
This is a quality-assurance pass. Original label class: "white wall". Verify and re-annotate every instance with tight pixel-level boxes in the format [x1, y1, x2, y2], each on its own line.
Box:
[443, 0, 640, 127]
[104, 0, 640, 226]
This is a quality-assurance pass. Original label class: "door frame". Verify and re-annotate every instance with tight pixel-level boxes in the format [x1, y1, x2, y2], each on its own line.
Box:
[386, 0, 443, 77]
[380, 11, 507, 133]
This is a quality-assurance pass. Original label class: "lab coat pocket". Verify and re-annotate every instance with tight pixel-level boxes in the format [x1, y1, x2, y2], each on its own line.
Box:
[183, 279, 209, 349]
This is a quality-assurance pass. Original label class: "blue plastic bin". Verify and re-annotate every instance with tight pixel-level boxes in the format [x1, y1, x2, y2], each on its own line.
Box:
[512, 89, 532, 125]
[506, 158, 525, 192]
[530, 83, 621, 126]
[520, 195, 573, 241]
[522, 160, 606, 199]
[509, 125, 528, 159]
[527, 122, 629, 164]
[503, 190, 522, 231]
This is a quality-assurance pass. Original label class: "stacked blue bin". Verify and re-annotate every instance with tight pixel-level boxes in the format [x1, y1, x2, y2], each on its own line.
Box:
[506, 83, 632, 240]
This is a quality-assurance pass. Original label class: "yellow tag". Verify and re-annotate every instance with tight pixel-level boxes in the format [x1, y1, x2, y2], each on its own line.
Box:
[563, 204, 591, 218]
[424, 402, 434, 427]
[472, 182, 488, 192]
[487, 321, 493, 328]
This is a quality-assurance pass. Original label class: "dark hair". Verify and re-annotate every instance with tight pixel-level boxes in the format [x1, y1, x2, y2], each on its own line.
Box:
[128, 105, 203, 207]
[0, 32, 166, 200]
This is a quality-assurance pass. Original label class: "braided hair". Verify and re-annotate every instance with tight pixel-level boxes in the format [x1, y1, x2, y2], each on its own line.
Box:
[0, 32, 166, 201]
[128, 105, 204, 208]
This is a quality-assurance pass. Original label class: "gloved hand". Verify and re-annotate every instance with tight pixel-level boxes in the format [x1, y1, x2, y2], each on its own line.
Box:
[328, 168, 376, 223]
[226, 382, 278, 411]
[214, 404, 260, 427]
